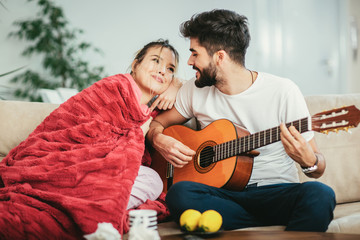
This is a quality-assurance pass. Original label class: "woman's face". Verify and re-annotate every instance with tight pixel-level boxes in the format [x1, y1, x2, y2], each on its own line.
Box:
[132, 46, 176, 96]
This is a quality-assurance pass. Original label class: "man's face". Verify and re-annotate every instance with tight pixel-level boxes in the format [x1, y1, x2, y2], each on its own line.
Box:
[188, 38, 218, 88]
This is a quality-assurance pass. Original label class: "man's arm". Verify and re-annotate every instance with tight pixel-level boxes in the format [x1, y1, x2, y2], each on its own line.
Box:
[280, 124, 325, 178]
[147, 107, 196, 168]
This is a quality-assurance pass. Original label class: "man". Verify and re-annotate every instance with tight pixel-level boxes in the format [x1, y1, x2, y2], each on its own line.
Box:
[147, 9, 335, 232]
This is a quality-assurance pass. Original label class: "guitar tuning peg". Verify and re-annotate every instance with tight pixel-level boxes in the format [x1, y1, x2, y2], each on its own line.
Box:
[334, 129, 338, 133]
[344, 127, 349, 132]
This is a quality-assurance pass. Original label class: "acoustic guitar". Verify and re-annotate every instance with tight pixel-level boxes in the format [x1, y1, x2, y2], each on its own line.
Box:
[150, 105, 360, 193]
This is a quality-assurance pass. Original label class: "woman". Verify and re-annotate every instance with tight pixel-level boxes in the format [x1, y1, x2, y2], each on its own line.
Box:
[0, 39, 180, 239]
[127, 40, 180, 210]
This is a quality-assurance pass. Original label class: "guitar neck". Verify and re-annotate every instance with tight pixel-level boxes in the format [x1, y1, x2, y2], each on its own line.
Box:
[214, 117, 310, 161]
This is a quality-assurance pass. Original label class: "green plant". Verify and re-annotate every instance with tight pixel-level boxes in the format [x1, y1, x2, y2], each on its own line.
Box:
[8, 0, 105, 101]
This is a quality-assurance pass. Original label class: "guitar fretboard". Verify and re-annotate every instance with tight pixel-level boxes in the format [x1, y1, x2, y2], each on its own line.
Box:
[213, 117, 310, 162]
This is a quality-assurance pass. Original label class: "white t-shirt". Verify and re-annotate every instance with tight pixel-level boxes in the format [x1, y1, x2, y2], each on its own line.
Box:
[174, 72, 314, 186]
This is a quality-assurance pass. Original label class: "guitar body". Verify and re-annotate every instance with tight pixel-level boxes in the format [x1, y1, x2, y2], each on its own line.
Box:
[150, 119, 254, 193]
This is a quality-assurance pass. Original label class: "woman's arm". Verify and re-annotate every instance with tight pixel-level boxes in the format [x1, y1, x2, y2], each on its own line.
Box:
[149, 77, 183, 111]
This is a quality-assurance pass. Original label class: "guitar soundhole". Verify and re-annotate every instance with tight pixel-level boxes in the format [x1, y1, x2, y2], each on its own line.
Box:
[199, 146, 215, 168]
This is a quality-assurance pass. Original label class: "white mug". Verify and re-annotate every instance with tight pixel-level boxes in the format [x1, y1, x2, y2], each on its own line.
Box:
[129, 209, 157, 230]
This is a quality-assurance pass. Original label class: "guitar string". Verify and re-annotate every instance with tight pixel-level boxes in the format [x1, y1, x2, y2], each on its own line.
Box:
[196, 120, 307, 166]
[169, 112, 316, 178]
[198, 130, 303, 165]
[177, 121, 308, 167]
[198, 122, 304, 161]
[171, 124, 308, 177]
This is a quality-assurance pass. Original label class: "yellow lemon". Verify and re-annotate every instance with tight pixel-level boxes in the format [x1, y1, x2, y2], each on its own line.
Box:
[179, 209, 202, 232]
[197, 210, 223, 232]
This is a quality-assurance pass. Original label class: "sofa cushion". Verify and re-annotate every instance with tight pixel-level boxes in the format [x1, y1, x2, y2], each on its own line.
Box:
[333, 201, 360, 219]
[0, 100, 58, 158]
[301, 94, 360, 204]
[327, 213, 360, 234]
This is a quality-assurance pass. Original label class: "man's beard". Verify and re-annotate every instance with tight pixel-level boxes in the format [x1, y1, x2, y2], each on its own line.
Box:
[194, 62, 217, 88]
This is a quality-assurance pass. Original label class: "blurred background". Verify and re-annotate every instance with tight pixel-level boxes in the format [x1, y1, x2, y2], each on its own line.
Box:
[0, 0, 359, 102]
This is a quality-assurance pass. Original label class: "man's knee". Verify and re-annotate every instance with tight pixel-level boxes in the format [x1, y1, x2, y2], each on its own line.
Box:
[301, 182, 336, 206]
[286, 182, 336, 232]
[166, 181, 193, 205]
[165, 181, 198, 219]
[299, 182, 336, 221]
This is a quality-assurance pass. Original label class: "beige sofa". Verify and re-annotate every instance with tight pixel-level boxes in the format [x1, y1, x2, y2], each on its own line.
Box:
[1, 94, 360, 235]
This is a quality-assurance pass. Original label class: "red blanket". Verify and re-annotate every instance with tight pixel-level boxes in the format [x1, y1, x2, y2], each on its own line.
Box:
[0, 74, 169, 239]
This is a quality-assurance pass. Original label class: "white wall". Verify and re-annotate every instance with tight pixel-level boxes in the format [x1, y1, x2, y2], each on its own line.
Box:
[59, 0, 254, 78]
[348, 0, 360, 93]
[1, 0, 359, 100]
[0, 0, 254, 86]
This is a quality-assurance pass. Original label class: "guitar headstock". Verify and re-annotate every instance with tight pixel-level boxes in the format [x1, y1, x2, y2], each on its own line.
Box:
[311, 105, 360, 134]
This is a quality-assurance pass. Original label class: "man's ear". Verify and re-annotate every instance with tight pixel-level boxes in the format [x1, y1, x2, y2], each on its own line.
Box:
[214, 50, 226, 65]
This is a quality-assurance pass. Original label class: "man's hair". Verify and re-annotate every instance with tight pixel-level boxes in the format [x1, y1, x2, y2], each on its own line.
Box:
[180, 9, 251, 66]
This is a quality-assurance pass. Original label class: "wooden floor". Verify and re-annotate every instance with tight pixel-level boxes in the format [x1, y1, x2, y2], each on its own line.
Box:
[161, 230, 360, 240]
